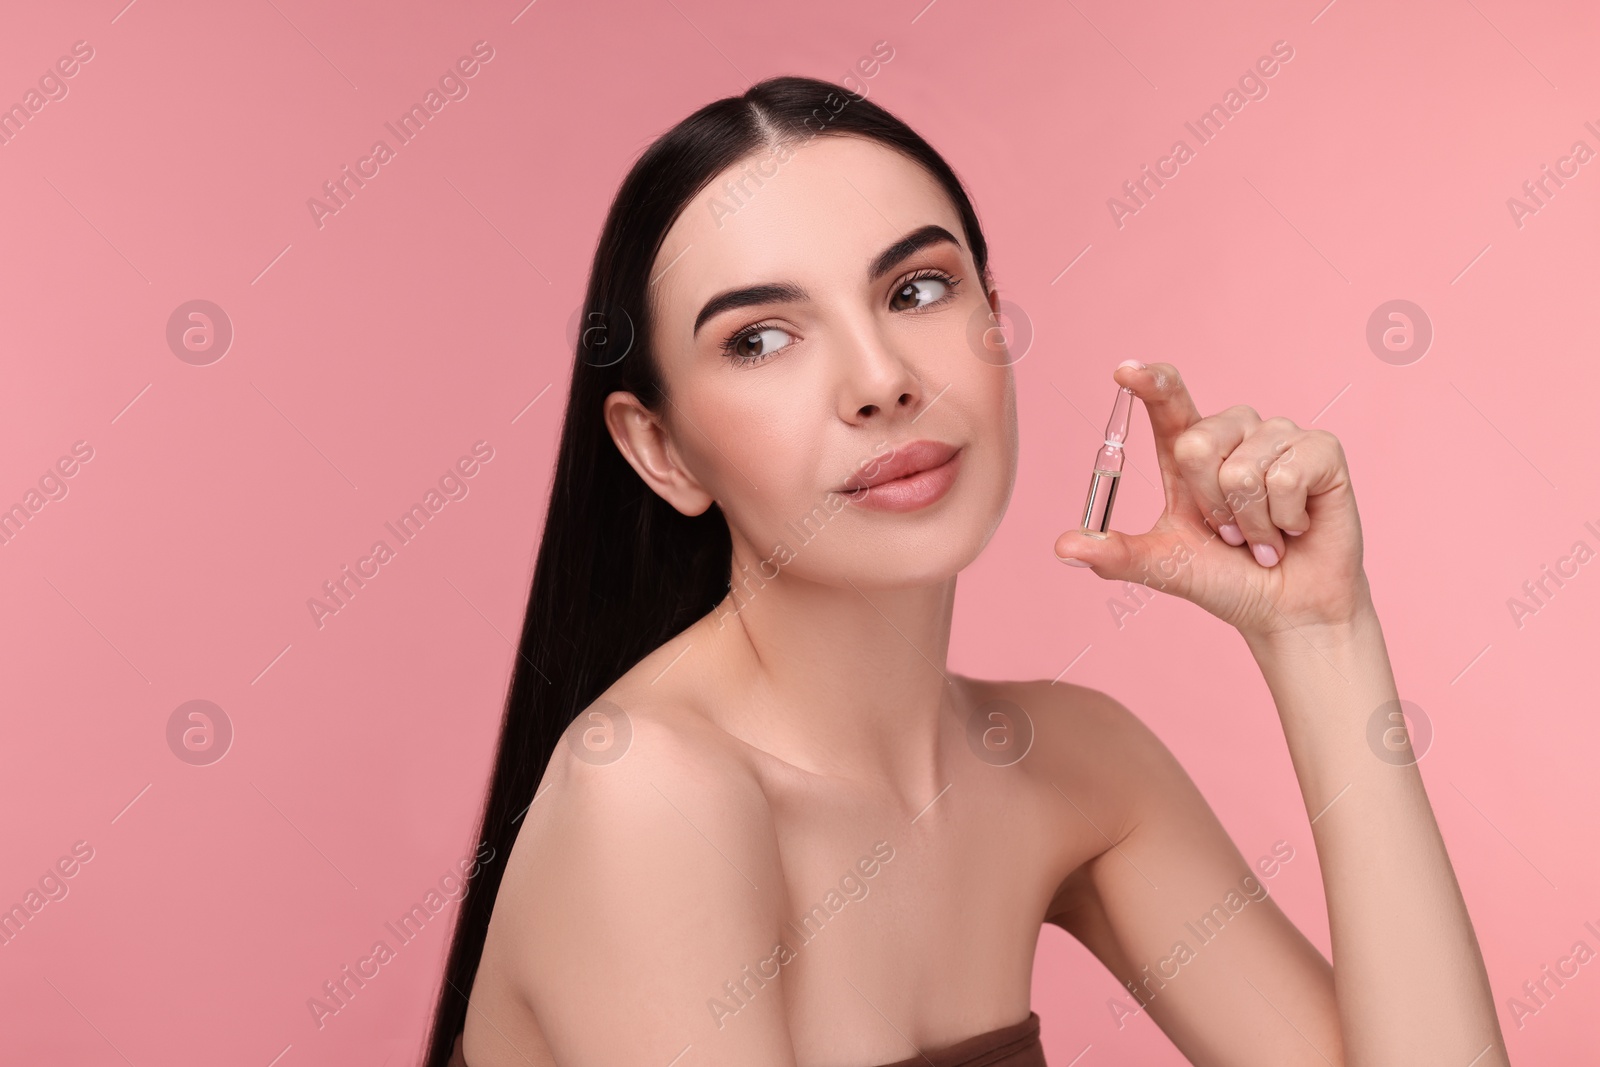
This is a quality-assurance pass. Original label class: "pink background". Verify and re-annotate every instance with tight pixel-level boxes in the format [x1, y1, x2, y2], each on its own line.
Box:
[3, 0, 1597, 1063]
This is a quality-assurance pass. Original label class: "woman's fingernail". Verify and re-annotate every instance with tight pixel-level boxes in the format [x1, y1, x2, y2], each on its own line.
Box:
[1218, 522, 1245, 546]
[1117, 359, 1147, 370]
[1060, 556, 1092, 568]
[1285, 528, 1305, 536]
[1252, 542, 1279, 567]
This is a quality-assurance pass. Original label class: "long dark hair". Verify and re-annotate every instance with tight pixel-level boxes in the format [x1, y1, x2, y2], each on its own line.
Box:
[422, 73, 993, 1064]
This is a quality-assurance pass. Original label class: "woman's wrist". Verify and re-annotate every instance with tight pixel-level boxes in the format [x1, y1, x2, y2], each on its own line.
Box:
[1238, 570, 1379, 659]
[1239, 577, 1400, 767]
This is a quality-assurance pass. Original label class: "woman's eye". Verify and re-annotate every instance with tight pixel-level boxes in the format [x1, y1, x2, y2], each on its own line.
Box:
[890, 274, 953, 311]
[724, 324, 795, 363]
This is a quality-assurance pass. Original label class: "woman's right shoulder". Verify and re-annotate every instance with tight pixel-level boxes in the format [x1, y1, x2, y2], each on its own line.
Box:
[485, 689, 798, 1061]
[532, 684, 770, 828]
[524, 621, 772, 827]
[494, 669, 782, 912]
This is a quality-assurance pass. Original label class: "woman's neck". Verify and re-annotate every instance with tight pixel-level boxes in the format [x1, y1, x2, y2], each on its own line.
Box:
[686, 568, 964, 804]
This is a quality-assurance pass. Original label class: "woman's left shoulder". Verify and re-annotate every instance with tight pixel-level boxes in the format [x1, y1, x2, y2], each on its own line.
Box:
[955, 673, 1185, 786]
[952, 675, 1198, 900]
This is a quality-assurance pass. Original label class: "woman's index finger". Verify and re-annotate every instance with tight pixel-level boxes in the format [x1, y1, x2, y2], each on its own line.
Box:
[1115, 361, 1204, 463]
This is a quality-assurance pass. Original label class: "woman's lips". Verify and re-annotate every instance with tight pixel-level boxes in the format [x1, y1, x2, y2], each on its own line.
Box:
[841, 447, 963, 512]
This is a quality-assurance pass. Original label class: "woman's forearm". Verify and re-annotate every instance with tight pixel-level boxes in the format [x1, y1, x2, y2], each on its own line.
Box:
[1242, 586, 1508, 1066]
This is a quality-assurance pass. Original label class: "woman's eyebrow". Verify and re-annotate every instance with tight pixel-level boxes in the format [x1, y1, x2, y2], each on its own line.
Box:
[691, 223, 963, 337]
[867, 223, 962, 284]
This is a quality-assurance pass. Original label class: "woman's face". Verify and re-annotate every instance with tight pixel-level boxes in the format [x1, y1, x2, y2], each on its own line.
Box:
[619, 133, 1019, 590]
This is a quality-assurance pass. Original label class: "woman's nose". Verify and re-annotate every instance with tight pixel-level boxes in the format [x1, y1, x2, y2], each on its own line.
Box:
[836, 327, 922, 422]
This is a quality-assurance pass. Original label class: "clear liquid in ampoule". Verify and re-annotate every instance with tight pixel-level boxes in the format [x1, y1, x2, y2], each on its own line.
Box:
[1080, 465, 1121, 538]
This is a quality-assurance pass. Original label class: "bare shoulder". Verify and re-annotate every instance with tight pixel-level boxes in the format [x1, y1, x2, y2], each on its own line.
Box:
[529, 684, 769, 821]
[477, 689, 798, 1065]
[496, 685, 783, 931]
[954, 675, 1203, 890]
[959, 674, 1183, 787]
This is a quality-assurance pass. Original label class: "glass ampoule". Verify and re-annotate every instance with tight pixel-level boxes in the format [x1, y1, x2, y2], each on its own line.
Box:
[1079, 383, 1134, 539]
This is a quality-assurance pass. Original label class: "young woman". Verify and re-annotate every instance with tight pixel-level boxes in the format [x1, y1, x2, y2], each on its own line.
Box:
[423, 75, 1505, 1067]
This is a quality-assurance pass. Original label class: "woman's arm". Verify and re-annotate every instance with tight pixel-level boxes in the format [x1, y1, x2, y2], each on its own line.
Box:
[1040, 679, 1344, 1066]
[1053, 360, 1506, 1064]
[1241, 589, 1505, 1064]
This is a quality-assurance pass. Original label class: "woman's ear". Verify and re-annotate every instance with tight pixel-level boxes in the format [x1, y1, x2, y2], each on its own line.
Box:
[603, 391, 716, 517]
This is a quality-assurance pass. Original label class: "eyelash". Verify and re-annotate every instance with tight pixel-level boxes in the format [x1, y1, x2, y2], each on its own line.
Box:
[718, 267, 964, 366]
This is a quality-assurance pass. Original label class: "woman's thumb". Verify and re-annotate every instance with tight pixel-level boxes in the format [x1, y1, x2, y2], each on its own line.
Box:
[1053, 527, 1142, 581]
